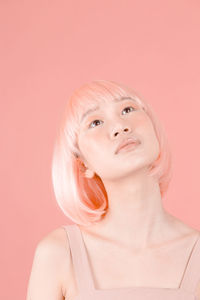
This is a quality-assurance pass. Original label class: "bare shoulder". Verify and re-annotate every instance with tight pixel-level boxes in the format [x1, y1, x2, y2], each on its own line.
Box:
[38, 226, 74, 295]
[36, 225, 70, 253]
[169, 215, 200, 299]
[27, 225, 74, 300]
[33, 226, 71, 272]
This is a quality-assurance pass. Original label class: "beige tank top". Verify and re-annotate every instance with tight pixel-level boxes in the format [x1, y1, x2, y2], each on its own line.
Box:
[62, 224, 200, 300]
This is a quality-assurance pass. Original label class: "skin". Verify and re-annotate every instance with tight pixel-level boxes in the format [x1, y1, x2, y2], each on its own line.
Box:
[76, 97, 195, 248]
[76, 97, 200, 293]
[77, 97, 165, 248]
[26, 97, 200, 300]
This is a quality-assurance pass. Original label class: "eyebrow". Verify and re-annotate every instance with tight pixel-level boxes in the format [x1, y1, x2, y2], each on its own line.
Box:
[80, 97, 138, 123]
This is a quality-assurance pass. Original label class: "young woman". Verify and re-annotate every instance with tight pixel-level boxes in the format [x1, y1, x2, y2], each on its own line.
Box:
[26, 80, 200, 300]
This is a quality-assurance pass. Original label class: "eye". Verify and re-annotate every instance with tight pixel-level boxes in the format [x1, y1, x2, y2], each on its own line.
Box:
[88, 106, 136, 129]
[89, 119, 103, 128]
[122, 106, 136, 115]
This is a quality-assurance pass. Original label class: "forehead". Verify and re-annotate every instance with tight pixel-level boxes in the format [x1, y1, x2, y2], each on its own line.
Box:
[80, 96, 139, 123]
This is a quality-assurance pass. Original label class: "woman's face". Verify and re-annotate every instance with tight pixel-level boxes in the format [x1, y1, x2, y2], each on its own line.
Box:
[77, 96, 160, 181]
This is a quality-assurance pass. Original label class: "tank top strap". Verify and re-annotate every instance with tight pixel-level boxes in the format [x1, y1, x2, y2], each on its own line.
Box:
[179, 232, 200, 293]
[62, 224, 95, 293]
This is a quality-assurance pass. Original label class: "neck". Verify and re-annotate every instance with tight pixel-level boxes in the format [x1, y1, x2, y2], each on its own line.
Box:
[81, 169, 173, 249]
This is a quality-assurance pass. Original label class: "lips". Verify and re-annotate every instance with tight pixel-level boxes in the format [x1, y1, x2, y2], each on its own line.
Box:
[115, 138, 140, 154]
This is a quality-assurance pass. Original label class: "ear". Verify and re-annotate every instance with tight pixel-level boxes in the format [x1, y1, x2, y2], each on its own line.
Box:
[84, 169, 94, 178]
[77, 154, 88, 168]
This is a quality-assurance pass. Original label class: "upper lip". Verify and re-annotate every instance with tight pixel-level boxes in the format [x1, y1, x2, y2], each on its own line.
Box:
[115, 137, 140, 154]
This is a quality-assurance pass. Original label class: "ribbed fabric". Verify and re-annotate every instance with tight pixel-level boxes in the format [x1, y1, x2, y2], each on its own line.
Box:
[62, 224, 200, 300]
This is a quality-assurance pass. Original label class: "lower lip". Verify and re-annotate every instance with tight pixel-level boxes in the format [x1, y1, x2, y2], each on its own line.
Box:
[117, 142, 139, 154]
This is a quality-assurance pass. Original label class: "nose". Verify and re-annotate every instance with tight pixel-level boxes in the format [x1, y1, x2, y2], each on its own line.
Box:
[111, 124, 132, 138]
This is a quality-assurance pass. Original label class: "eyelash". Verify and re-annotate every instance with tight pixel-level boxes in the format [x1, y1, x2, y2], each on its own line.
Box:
[88, 106, 136, 129]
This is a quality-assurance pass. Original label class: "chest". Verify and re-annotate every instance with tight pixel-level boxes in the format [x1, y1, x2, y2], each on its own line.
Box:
[88, 246, 188, 289]
[62, 225, 200, 300]
[66, 244, 197, 300]
[79, 235, 194, 290]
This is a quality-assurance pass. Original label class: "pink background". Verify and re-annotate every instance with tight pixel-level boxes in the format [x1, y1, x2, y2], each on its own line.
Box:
[1, 1, 200, 299]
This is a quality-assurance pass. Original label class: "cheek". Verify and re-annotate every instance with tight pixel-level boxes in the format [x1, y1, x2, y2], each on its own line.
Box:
[130, 114, 153, 139]
[136, 113, 155, 133]
[136, 115, 159, 152]
[77, 133, 91, 160]
[130, 111, 149, 127]
[78, 132, 102, 161]
[84, 130, 104, 147]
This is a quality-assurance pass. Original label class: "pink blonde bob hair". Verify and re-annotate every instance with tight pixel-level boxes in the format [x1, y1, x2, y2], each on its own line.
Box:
[51, 80, 173, 226]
